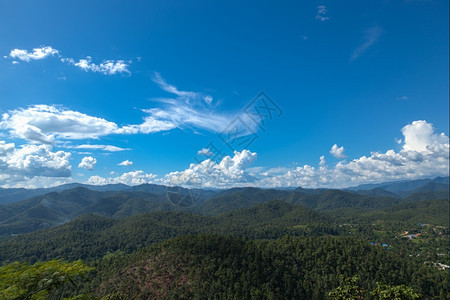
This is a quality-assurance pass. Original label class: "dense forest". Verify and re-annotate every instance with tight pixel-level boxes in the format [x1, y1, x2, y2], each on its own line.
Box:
[0, 179, 448, 299]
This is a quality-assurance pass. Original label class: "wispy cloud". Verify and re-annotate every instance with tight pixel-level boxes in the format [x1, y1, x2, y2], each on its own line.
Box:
[315, 5, 329, 22]
[153, 72, 199, 99]
[153, 72, 213, 104]
[396, 96, 408, 101]
[133, 73, 235, 134]
[350, 26, 383, 61]
[72, 144, 131, 152]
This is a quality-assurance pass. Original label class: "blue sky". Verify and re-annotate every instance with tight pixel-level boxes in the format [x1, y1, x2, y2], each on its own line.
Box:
[0, 0, 448, 189]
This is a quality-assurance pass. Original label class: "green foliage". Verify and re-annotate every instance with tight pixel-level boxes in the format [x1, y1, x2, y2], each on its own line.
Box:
[328, 276, 422, 300]
[0, 259, 93, 299]
[371, 282, 421, 299]
[328, 275, 366, 299]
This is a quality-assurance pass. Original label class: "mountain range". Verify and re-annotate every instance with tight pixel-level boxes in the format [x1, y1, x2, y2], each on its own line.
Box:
[0, 176, 448, 236]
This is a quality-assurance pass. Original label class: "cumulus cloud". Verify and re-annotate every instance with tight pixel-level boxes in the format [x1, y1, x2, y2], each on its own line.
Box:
[9, 46, 59, 62]
[401, 120, 447, 152]
[0, 141, 71, 187]
[2, 119, 446, 189]
[88, 170, 157, 186]
[1, 105, 123, 142]
[63, 57, 130, 75]
[319, 155, 326, 166]
[157, 120, 448, 189]
[118, 160, 133, 166]
[78, 156, 97, 170]
[350, 26, 382, 61]
[163, 150, 257, 188]
[259, 120, 448, 188]
[330, 144, 347, 159]
[198, 148, 213, 156]
[315, 5, 329, 21]
[7, 46, 131, 75]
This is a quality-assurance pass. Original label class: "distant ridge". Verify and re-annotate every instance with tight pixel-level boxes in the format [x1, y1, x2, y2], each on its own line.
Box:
[346, 176, 449, 197]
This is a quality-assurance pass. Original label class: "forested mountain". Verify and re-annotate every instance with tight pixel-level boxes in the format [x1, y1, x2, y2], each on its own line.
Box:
[0, 190, 448, 299]
[0, 187, 175, 235]
[1, 179, 448, 237]
[0, 177, 448, 299]
[0, 183, 130, 205]
[1, 175, 446, 205]
[0, 201, 336, 263]
[1, 198, 447, 264]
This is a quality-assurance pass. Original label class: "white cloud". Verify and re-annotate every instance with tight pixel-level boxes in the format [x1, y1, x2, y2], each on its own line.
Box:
[118, 160, 133, 166]
[152, 72, 199, 98]
[350, 26, 382, 61]
[73, 144, 131, 152]
[119, 111, 178, 134]
[0, 142, 71, 187]
[88, 170, 157, 186]
[143, 73, 235, 134]
[259, 120, 448, 188]
[396, 96, 408, 101]
[197, 148, 213, 156]
[330, 144, 347, 159]
[78, 156, 97, 170]
[63, 57, 130, 75]
[260, 167, 290, 177]
[9, 46, 59, 62]
[160, 120, 448, 189]
[1, 105, 123, 142]
[0, 73, 261, 140]
[7, 46, 130, 75]
[319, 155, 326, 166]
[316, 5, 329, 22]
[163, 150, 257, 188]
[401, 120, 447, 153]
[0, 103, 231, 144]
[2, 119, 447, 189]
[1, 176, 74, 189]
[204, 95, 213, 105]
